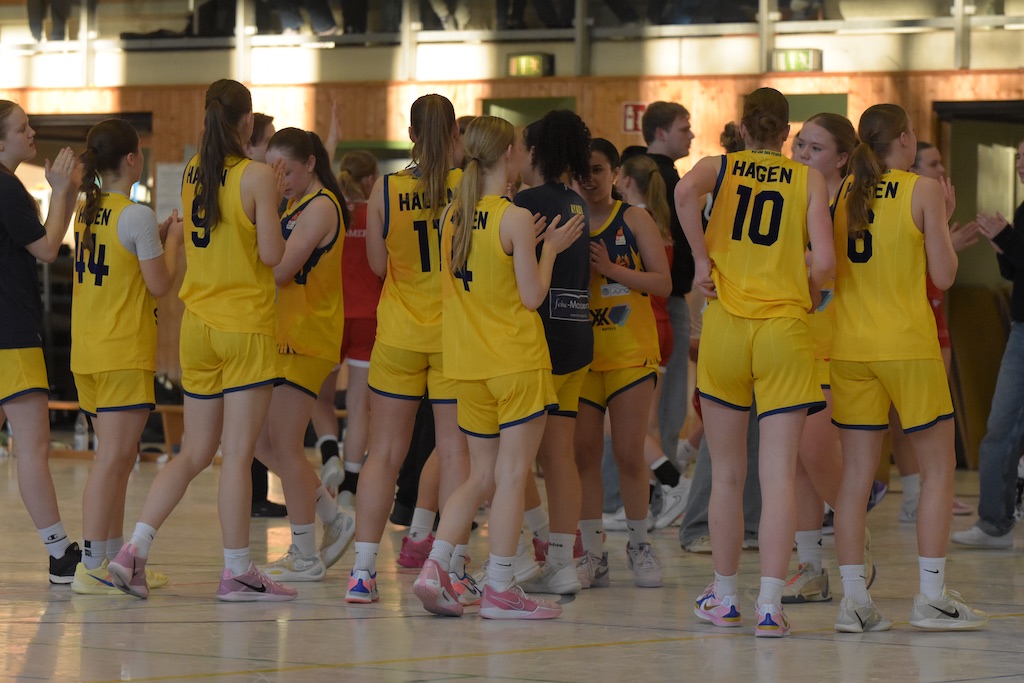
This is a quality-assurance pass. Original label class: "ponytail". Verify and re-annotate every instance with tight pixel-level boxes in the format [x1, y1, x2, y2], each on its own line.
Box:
[79, 118, 141, 252]
[847, 104, 908, 238]
[620, 154, 669, 238]
[196, 80, 252, 232]
[79, 146, 100, 252]
[337, 150, 378, 202]
[409, 94, 457, 219]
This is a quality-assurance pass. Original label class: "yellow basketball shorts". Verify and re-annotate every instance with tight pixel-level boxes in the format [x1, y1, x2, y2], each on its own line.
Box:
[276, 352, 337, 399]
[456, 369, 557, 438]
[180, 310, 278, 399]
[548, 365, 589, 417]
[579, 364, 658, 412]
[0, 347, 48, 404]
[830, 358, 953, 432]
[367, 341, 457, 403]
[697, 302, 824, 418]
[74, 369, 155, 415]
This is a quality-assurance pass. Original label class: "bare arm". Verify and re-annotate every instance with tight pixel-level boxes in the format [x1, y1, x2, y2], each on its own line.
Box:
[805, 168, 836, 311]
[503, 207, 585, 310]
[914, 176, 957, 290]
[674, 156, 722, 298]
[25, 147, 81, 263]
[365, 175, 388, 278]
[589, 206, 671, 297]
[273, 197, 337, 286]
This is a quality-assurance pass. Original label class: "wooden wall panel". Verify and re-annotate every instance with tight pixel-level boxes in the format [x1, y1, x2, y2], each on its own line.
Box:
[5, 69, 1024, 378]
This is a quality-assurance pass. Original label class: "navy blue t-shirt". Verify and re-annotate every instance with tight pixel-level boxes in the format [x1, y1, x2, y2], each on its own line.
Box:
[0, 171, 46, 349]
[514, 182, 593, 375]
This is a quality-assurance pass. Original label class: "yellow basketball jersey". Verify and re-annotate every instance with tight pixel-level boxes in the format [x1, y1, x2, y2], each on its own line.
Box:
[832, 170, 940, 361]
[440, 194, 550, 380]
[588, 201, 660, 372]
[70, 192, 157, 374]
[179, 154, 275, 336]
[277, 188, 345, 362]
[706, 150, 811, 320]
[376, 167, 462, 353]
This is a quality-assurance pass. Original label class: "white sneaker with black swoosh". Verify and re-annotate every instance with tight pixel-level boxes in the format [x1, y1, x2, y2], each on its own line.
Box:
[834, 597, 892, 633]
[909, 589, 988, 630]
[479, 583, 561, 620]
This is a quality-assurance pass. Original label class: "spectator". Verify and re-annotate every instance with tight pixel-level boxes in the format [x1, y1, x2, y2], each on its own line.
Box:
[272, 0, 342, 36]
[27, 0, 70, 41]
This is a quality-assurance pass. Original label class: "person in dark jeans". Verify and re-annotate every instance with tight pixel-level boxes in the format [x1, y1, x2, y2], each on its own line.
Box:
[27, 0, 71, 41]
[272, 0, 340, 35]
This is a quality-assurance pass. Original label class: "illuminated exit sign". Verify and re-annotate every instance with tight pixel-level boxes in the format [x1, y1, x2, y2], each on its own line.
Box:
[508, 53, 554, 77]
[772, 48, 823, 72]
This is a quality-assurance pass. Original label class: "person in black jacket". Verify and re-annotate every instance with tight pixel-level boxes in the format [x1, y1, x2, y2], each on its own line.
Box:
[952, 138, 1024, 549]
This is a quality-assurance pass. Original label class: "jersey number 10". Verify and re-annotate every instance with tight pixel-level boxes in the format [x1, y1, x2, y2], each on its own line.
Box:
[730, 187, 783, 246]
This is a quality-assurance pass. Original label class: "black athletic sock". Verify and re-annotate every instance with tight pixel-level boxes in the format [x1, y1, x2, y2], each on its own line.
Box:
[654, 461, 681, 488]
[340, 470, 359, 495]
[320, 437, 340, 466]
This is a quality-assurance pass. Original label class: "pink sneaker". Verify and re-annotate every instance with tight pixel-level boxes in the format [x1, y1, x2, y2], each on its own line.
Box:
[952, 498, 974, 516]
[397, 534, 433, 569]
[479, 584, 561, 620]
[345, 569, 378, 603]
[412, 559, 463, 616]
[755, 602, 791, 637]
[217, 563, 298, 602]
[694, 582, 742, 627]
[107, 544, 150, 599]
[449, 569, 483, 606]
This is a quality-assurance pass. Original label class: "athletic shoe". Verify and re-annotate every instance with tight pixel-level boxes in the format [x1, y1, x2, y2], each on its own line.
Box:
[449, 569, 483, 606]
[320, 510, 356, 569]
[951, 499, 974, 516]
[479, 583, 561, 620]
[742, 536, 759, 550]
[909, 589, 988, 630]
[834, 597, 893, 633]
[782, 564, 831, 603]
[694, 582, 741, 627]
[575, 551, 609, 589]
[108, 544, 149, 599]
[345, 569, 378, 603]
[264, 544, 326, 582]
[602, 507, 627, 532]
[49, 542, 82, 585]
[71, 562, 120, 595]
[515, 539, 541, 583]
[397, 534, 434, 569]
[251, 500, 288, 518]
[521, 562, 582, 595]
[951, 525, 1013, 549]
[864, 527, 877, 589]
[412, 559, 463, 616]
[899, 494, 919, 523]
[532, 536, 548, 562]
[682, 534, 712, 554]
[866, 480, 888, 512]
[626, 542, 663, 588]
[217, 563, 297, 602]
[654, 480, 690, 529]
[754, 602, 791, 638]
[321, 455, 344, 494]
[337, 490, 356, 510]
[146, 567, 169, 589]
[821, 509, 834, 536]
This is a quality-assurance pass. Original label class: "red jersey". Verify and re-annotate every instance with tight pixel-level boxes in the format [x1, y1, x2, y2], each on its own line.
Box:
[342, 200, 383, 320]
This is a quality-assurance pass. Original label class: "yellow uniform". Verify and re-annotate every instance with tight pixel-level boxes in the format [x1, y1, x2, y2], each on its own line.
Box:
[697, 151, 822, 416]
[830, 170, 952, 430]
[440, 194, 555, 436]
[369, 167, 462, 402]
[179, 154, 277, 398]
[71, 192, 157, 412]
[580, 201, 659, 409]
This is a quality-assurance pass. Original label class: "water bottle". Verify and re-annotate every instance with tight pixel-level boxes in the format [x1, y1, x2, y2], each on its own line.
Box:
[73, 412, 89, 451]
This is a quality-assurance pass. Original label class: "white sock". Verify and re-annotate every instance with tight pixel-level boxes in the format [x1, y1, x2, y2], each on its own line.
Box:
[315, 485, 339, 523]
[678, 440, 697, 467]
[626, 518, 648, 547]
[715, 572, 738, 598]
[486, 553, 516, 591]
[343, 460, 363, 474]
[408, 508, 436, 541]
[523, 505, 550, 541]
[39, 521, 71, 559]
[758, 576, 785, 607]
[291, 523, 317, 556]
[919, 556, 946, 600]
[106, 536, 123, 561]
[353, 542, 378, 573]
[451, 544, 470, 575]
[840, 564, 871, 606]
[223, 547, 250, 576]
[902, 473, 921, 506]
[579, 519, 605, 556]
[795, 529, 824, 571]
[427, 538, 454, 572]
[547, 533, 575, 568]
[129, 522, 158, 558]
[83, 540, 105, 570]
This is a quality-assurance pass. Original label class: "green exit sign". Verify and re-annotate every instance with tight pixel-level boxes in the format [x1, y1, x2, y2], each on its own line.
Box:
[772, 48, 823, 72]
[508, 53, 554, 77]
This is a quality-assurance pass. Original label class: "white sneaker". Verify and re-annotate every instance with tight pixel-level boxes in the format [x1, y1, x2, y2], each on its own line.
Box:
[951, 525, 1013, 549]
[835, 597, 892, 633]
[654, 480, 690, 529]
[602, 507, 628, 532]
[320, 509, 356, 569]
[909, 589, 988, 630]
[520, 562, 582, 595]
[683, 534, 712, 554]
[263, 544, 326, 582]
[321, 455, 344, 494]
[575, 551, 609, 589]
[626, 542, 662, 588]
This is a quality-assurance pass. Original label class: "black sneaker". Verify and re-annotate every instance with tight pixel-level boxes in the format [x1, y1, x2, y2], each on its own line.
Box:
[49, 542, 81, 584]
[251, 501, 288, 518]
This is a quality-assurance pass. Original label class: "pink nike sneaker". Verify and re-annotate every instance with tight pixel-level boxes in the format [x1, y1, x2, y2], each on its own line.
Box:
[397, 534, 433, 569]
[479, 583, 561, 620]
[107, 544, 150, 599]
[412, 559, 463, 616]
[217, 563, 298, 602]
